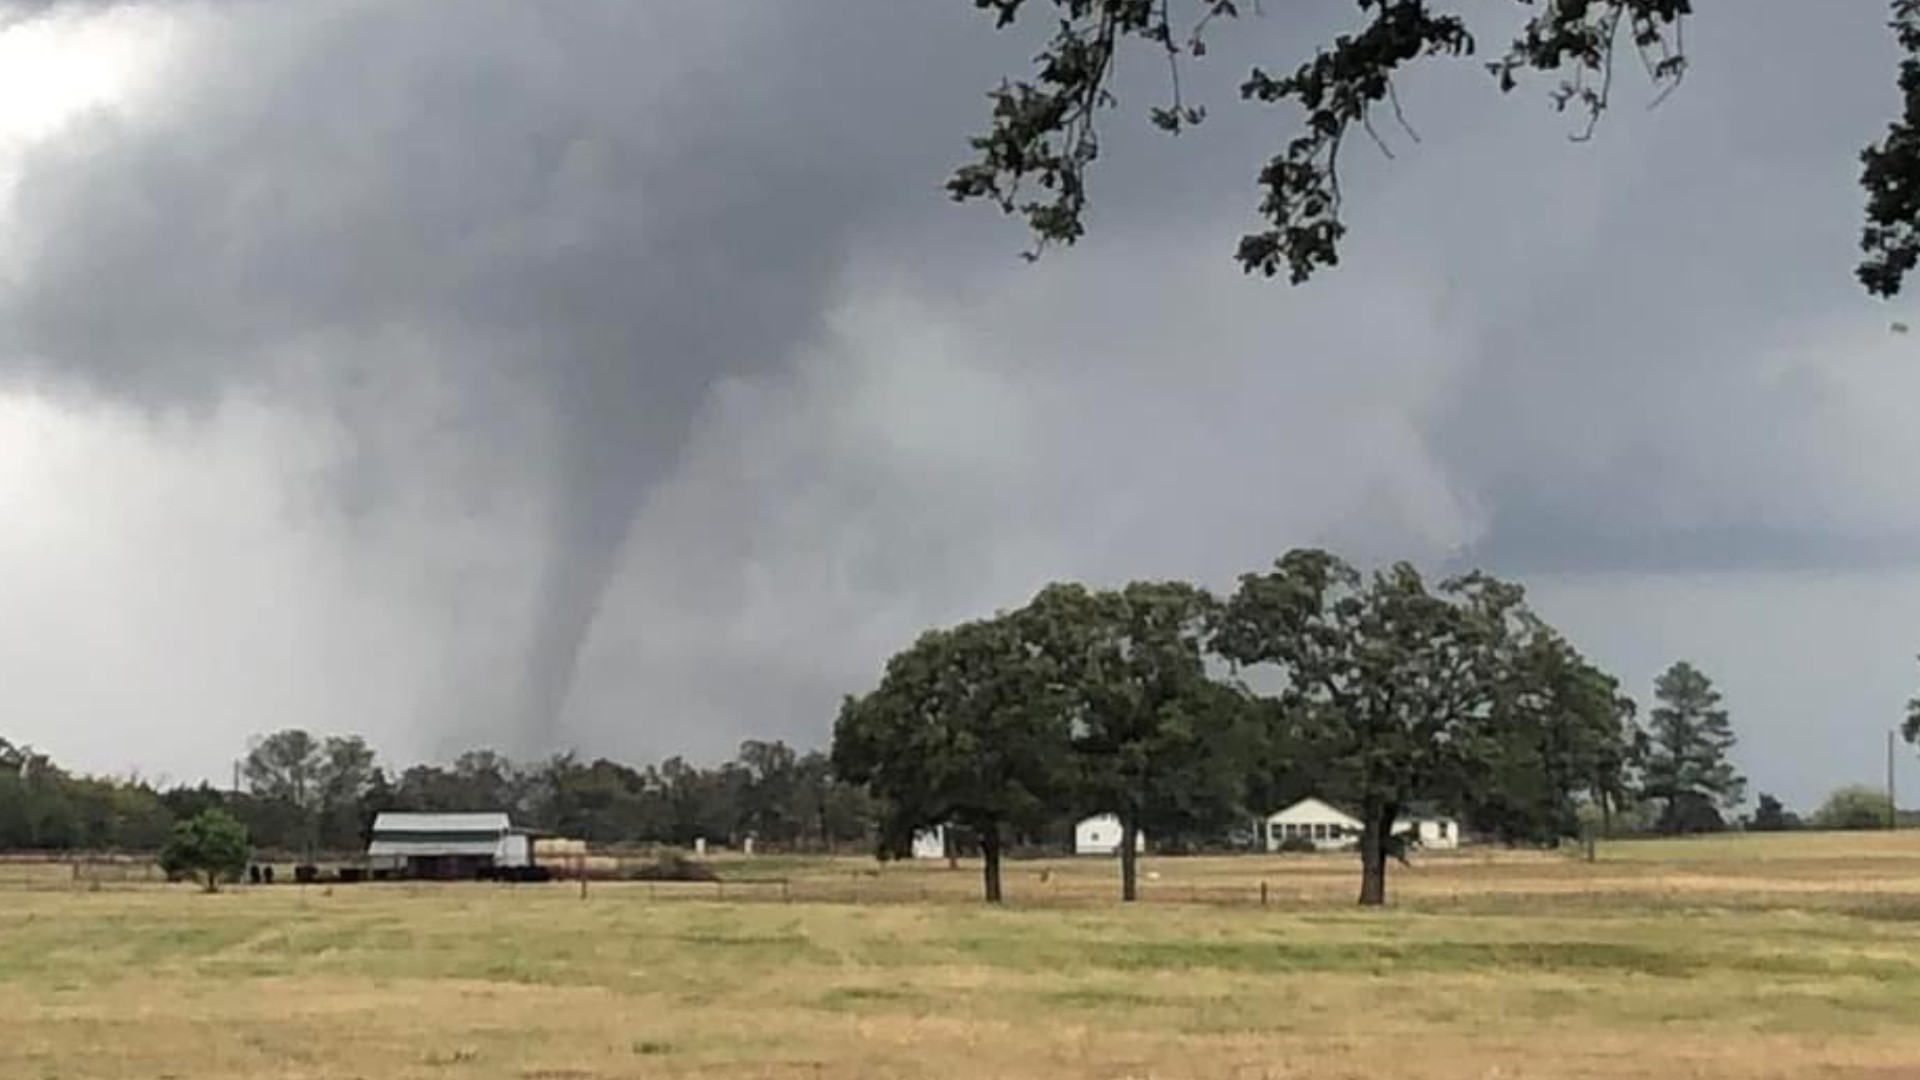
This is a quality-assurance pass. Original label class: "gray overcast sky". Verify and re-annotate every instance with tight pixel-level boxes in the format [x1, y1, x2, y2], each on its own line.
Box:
[1, 0, 1917, 810]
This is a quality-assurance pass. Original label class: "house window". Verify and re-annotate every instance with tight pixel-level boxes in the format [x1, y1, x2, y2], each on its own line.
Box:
[1311, 823, 1326, 840]
[1437, 821, 1450, 839]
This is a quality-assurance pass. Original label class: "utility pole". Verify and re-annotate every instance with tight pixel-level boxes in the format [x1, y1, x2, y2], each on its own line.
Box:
[232, 759, 242, 795]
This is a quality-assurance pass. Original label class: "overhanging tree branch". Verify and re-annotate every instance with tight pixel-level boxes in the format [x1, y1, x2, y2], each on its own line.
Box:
[945, 1, 1920, 299]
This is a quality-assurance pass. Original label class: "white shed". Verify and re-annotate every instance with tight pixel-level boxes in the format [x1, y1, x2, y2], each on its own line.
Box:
[1073, 814, 1145, 856]
[1264, 798, 1462, 852]
[1400, 808, 1461, 850]
[910, 825, 948, 860]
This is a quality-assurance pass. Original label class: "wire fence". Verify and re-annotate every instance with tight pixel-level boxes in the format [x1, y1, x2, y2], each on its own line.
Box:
[4, 849, 1911, 917]
[0, 853, 165, 890]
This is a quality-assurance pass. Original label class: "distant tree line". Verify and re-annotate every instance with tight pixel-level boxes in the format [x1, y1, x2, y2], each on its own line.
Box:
[0, 733, 877, 858]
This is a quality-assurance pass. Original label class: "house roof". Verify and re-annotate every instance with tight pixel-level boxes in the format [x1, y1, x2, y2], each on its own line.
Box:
[1267, 797, 1364, 825]
[1266, 797, 1458, 825]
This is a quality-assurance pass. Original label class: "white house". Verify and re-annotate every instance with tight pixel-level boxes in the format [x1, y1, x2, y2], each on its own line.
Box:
[1263, 798, 1461, 852]
[1264, 798, 1363, 852]
[910, 825, 948, 860]
[1073, 813, 1146, 856]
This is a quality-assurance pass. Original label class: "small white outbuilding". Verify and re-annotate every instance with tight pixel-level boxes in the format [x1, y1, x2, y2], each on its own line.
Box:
[910, 825, 948, 860]
[1073, 813, 1146, 856]
[1400, 807, 1461, 851]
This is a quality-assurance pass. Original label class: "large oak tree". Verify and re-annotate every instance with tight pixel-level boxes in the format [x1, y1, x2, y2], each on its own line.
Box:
[1215, 549, 1535, 906]
[1020, 580, 1251, 901]
[831, 613, 1074, 903]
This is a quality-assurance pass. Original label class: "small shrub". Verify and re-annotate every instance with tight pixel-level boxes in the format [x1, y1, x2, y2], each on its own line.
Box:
[158, 809, 251, 893]
[1276, 835, 1319, 854]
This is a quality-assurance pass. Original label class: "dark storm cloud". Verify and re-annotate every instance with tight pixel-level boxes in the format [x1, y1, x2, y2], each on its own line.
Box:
[0, 0, 1010, 753]
[3, 0, 1918, 794]
[1423, 0, 1920, 575]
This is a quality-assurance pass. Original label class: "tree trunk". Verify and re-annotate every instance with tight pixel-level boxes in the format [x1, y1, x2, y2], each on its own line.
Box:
[981, 829, 1004, 904]
[1119, 816, 1139, 903]
[1357, 802, 1396, 907]
[203, 869, 220, 894]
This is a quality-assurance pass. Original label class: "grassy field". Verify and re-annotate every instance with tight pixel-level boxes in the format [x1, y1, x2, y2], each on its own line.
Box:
[6, 834, 1920, 1078]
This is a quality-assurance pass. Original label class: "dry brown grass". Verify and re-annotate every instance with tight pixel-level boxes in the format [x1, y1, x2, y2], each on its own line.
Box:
[4, 832, 1920, 1078]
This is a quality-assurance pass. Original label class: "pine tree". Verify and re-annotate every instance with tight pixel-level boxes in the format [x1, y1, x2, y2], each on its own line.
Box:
[1642, 661, 1746, 834]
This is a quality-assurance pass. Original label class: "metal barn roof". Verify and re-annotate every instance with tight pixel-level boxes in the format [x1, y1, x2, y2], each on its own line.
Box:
[369, 812, 511, 835]
[367, 812, 515, 858]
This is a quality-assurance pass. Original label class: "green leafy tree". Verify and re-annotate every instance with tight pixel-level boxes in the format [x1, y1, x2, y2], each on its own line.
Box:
[159, 809, 251, 893]
[832, 614, 1074, 903]
[793, 750, 876, 852]
[737, 740, 805, 846]
[1749, 792, 1800, 832]
[0, 740, 175, 852]
[315, 736, 380, 851]
[534, 755, 674, 844]
[1641, 661, 1745, 833]
[1467, 633, 1642, 844]
[1812, 784, 1893, 831]
[1215, 550, 1532, 906]
[950, 1, 1920, 297]
[244, 730, 384, 854]
[243, 729, 323, 852]
[1020, 580, 1247, 900]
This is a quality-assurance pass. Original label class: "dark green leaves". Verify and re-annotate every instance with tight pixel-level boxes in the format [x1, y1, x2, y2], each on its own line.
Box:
[1861, 0, 1920, 297]
[159, 808, 251, 893]
[1238, 3, 1473, 282]
[948, 1, 1246, 261]
[952, 1, 1693, 284]
[831, 615, 1074, 856]
[1641, 660, 1745, 833]
[1490, 0, 1690, 141]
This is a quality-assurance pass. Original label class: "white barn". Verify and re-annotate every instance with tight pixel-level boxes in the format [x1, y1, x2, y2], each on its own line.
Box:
[1264, 798, 1461, 852]
[1073, 814, 1146, 856]
[366, 812, 530, 878]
